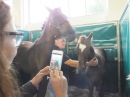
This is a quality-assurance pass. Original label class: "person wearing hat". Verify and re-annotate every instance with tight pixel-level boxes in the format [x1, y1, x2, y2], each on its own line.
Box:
[47, 36, 98, 97]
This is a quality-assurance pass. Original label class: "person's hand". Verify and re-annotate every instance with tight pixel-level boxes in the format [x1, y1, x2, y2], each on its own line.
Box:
[86, 57, 98, 66]
[31, 66, 50, 89]
[50, 70, 68, 97]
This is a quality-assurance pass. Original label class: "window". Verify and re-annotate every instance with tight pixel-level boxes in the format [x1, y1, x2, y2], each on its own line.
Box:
[23, 0, 107, 23]
[86, 0, 107, 15]
[29, 0, 54, 23]
[29, 0, 43, 23]
[69, 0, 86, 17]
[54, 0, 69, 17]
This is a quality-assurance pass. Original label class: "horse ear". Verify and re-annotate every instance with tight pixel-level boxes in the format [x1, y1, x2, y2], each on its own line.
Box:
[87, 32, 93, 40]
[85, 32, 93, 44]
[45, 6, 52, 13]
[88, 32, 93, 38]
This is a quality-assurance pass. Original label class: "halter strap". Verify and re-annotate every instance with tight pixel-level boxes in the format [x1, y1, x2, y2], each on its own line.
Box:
[49, 20, 68, 29]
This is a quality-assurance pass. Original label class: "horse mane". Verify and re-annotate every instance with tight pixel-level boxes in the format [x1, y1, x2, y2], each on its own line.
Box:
[32, 14, 55, 47]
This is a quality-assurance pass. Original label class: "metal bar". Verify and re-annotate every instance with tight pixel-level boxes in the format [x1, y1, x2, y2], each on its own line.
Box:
[119, 0, 130, 21]
[74, 20, 118, 27]
[29, 31, 33, 42]
[116, 21, 121, 95]
[67, 46, 117, 50]
[30, 30, 41, 32]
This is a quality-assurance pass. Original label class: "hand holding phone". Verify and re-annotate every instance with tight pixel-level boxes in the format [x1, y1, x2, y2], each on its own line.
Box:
[50, 50, 63, 71]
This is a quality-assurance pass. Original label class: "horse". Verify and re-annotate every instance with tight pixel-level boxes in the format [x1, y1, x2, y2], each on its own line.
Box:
[75, 33, 106, 97]
[13, 7, 76, 83]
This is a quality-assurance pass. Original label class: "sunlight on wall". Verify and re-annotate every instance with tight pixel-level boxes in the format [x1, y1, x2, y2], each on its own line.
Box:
[12, 0, 128, 30]
[23, 0, 107, 24]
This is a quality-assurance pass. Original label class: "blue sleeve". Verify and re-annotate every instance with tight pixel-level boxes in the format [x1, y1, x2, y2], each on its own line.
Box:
[62, 54, 70, 63]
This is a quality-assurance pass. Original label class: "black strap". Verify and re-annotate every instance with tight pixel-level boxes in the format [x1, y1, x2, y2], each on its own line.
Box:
[37, 75, 49, 97]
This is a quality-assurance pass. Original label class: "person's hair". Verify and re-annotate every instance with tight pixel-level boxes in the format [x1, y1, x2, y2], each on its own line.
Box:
[0, 1, 21, 97]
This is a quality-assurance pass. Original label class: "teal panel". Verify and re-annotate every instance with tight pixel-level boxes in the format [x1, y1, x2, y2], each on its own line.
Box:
[120, 2, 130, 96]
[31, 30, 41, 42]
[104, 48, 117, 62]
[18, 30, 30, 41]
[68, 24, 117, 47]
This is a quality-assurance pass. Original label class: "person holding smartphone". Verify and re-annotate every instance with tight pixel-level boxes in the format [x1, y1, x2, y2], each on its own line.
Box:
[47, 36, 98, 97]
[0, 1, 68, 97]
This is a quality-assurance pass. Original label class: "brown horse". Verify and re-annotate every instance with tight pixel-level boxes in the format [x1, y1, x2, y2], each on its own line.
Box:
[13, 7, 76, 79]
[75, 33, 106, 97]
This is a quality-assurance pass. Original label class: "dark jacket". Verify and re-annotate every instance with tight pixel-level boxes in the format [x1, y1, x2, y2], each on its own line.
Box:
[20, 81, 38, 97]
[10, 64, 38, 97]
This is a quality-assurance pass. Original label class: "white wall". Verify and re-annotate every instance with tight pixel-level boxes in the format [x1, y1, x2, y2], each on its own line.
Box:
[12, 0, 22, 29]
[12, 0, 128, 30]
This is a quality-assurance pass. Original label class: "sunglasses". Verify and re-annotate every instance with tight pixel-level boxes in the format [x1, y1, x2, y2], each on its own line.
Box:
[58, 38, 66, 42]
[4, 32, 24, 46]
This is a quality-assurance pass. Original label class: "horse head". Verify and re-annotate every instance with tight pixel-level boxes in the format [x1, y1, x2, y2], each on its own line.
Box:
[76, 32, 95, 73]
[42, 7, 76, 42]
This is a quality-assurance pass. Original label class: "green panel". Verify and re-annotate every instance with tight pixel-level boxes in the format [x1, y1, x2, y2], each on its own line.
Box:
[68, 24, 117, 47]
[18, 30, 30, 41]
[120, 2, 130, 96]
[31, 30, 41, 42]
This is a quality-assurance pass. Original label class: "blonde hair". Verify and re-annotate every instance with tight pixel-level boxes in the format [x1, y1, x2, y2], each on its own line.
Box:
[0, 1, 21, 97]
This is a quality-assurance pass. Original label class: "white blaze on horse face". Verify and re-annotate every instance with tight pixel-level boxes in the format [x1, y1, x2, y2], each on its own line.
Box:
[79, 43, 86, 53]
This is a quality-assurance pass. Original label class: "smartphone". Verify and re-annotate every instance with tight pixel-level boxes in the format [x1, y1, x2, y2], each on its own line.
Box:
[50, 50, 63, 71]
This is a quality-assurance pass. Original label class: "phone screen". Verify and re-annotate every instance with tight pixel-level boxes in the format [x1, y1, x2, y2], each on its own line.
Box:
[50, 51, 63, 71]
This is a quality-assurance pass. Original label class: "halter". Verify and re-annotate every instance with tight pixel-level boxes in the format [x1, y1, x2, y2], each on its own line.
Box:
[49, 20, 68, 29]
[46, 13, 75, 40]
[49, 14, 68, 29]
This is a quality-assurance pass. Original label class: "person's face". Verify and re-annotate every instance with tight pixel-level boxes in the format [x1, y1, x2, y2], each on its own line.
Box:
[2, 19, 17, 64]
[55, 38, 66, 49]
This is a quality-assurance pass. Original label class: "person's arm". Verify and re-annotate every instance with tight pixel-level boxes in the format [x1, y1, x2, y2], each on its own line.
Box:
[31, 66, 50, 89]
[64, 57, 98, 67]
[20, 81, 38, 97]
[20, 66, 50, 97]
[64, 59, 79, 67]
[50, 70, 68, 97]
